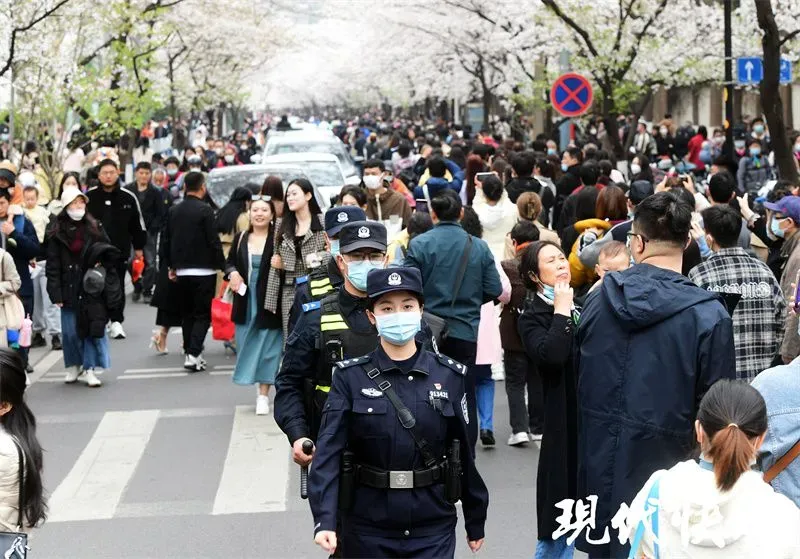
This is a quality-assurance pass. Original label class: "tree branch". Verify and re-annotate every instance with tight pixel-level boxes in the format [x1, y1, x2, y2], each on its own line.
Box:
[0, 0, 73, 78]
[616, 0, 669, 80]
[780, 28, 800, 46]
[541, 0, 599, 57]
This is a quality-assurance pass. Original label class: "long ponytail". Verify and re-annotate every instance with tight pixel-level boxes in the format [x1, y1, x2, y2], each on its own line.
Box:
[0, 351, 46, 527]
[697, 380, 767, 492]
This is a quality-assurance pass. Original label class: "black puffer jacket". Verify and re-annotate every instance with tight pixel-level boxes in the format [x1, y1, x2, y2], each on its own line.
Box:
[78, 242, 123, 339]
[45, 214, 109, 310]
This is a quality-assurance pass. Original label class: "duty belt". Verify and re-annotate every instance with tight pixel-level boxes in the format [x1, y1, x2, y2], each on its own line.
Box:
[354, 462, 446, 489]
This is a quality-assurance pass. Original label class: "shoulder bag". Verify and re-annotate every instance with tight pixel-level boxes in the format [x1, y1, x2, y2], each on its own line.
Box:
[0, 252, 23, 331]
[0, 437, 29, 558]
[764, 439, 800, 484]
[422, 235, 473, 345]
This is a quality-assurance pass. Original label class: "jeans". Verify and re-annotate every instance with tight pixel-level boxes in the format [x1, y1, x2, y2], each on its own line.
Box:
[134, 233, 157, 296]
[177, 274, 216, 357]
[535, 537, 574, 559]
[31, 262, 61, 336]
[475, 368, 494, 432]
[504, 350, 545, 435]
[60, 308, 110, 369]
[439, 336, 478, 451]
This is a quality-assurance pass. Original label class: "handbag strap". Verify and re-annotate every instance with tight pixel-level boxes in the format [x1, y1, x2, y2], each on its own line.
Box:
[628, 475, 660, 559]
[9, 437, 23, 530]
[764, 439, 800, 483]
[449, 235, 472, 309]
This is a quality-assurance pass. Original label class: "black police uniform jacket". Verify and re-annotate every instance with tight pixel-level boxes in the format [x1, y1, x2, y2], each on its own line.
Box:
[308, 344, 488, 541]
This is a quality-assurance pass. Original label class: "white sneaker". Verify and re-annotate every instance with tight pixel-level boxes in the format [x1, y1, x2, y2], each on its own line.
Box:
[196, 354, 207, 370]
[108, 322, 126, 339]
[256, 395, 270, 416]
[528, 432, 543, 442]
[184, 355, 199, 372]
[507, 432, 530, 446]
[65, 366, 81, 384]
[82, 369, 102, 387]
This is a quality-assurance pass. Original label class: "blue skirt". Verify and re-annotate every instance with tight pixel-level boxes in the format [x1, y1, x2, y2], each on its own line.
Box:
[233, 256, 283, 385]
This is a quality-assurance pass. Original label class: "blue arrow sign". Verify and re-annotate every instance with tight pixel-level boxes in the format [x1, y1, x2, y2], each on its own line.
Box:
[737, 57, 763, 85]
[780, 58, 793, 84]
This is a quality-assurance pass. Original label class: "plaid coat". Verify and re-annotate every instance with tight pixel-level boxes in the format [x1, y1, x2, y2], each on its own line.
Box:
[688, 247, 786, 381]
[264, 217, 326, 335]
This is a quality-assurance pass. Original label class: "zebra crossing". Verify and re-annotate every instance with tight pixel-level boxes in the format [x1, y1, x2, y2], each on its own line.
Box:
[41, 404, 293, 523]
[36, 364, 236, 383]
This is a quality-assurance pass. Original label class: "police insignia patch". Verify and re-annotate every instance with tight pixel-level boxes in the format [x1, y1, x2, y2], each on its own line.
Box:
[461, 394, 469, 424]
[337, 212, 348, 223]
[358, 226, 370, 238]
[434, 383, 441, 390]
[361, 388, 383, 398]
[387, 272, 402, 286]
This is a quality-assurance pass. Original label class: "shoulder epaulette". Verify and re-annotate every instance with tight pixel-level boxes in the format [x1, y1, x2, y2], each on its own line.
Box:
[435, 353, 466, 375]
[296, 275, 309, 285]
[335, 355, 370, 369]
[302, 301, 321, 313]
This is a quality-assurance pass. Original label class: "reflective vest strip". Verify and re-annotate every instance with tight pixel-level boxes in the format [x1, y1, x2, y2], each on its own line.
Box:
[321, 322, 348, 331]
[311, 285, 333, 297]
[320, 314, 345, 323]
[310, 279, 331, 289]
[315, 385, 331, 392]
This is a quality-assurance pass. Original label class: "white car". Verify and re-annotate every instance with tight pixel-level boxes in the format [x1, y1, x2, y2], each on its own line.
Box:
[264, 132, 359, 179]
[262, 152, 361, 209]
[207, 164, 325, 210]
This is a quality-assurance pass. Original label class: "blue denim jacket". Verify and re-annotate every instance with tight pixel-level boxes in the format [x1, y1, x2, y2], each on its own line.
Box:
[752, 357, 800, 508]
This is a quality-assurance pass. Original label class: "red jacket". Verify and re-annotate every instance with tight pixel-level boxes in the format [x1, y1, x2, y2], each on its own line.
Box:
[687, 134, 706, 171]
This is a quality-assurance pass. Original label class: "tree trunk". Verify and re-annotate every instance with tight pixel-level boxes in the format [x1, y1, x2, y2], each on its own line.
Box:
[756, 0, 799, 183]
[601, 87, 623, 159]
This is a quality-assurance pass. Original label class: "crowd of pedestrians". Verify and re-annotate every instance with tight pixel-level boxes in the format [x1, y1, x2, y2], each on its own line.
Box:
[0, 111, 799, 558]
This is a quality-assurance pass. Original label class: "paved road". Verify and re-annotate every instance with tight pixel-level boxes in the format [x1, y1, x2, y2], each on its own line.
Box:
[25, 298, 549, 559]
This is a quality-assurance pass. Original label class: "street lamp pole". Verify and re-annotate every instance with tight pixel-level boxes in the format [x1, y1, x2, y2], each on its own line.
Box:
[723, 0, 734, 160]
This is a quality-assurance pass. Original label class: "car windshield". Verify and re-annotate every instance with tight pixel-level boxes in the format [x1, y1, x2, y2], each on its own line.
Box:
[301, 162, 344, 187]
[207, 168, 303, 207]
[268, 142, 347, 165]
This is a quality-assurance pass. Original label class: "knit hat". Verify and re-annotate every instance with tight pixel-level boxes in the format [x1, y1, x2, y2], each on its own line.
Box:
[0, 161, 17, 186]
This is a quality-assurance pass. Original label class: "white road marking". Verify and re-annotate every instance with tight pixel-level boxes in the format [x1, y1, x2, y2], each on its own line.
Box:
[28, 350, 63, 385]
[212, 406, 289, 515]
[125, 367, 188, 373]
[118, 373, 189, 380]
[213, 365, 235, 370]
[48, 410, 160, 522]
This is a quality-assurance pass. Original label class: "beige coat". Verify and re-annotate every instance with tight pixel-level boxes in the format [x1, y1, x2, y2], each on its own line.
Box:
[779, 232, 800, 361]
[0, 251, 21, 348]
[0, 428, 26, 533]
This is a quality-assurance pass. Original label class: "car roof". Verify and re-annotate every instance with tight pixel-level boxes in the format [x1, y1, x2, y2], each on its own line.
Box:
[262, 153, 340, 164]
[207, 164, 307, 177]
[268, 132, 342, 144]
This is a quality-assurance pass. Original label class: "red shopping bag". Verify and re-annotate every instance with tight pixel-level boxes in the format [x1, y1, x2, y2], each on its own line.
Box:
[211, 283, 235, 341]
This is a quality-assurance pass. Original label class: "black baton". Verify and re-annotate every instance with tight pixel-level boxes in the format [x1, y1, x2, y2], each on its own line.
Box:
[300, 440, 314, 499]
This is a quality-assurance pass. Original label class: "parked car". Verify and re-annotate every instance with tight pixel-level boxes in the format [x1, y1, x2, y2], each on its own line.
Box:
[206, 164, 325, 210]
[262, 153, 361, 208]
[264, 131, 359, 179]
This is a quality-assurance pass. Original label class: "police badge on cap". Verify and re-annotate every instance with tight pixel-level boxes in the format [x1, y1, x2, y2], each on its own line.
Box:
[366, 267, 424, 300]
[338, 221, 387, 254]
[324, 206, 367, 237]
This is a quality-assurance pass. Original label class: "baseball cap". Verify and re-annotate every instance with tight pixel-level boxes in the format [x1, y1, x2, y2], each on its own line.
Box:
[367, 267, 424, 301]
[338, 221, 387, 254]
[61, 187, 88, 207]
[627, 180, 654, 205]
[324, 206, 366, 237]
[765, 196, 800, 223]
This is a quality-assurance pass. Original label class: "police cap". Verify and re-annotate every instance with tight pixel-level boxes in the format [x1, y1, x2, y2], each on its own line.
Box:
[367, 267, 424, 301]
[339, 221, 387, 254]
[324, 206, 367, 237]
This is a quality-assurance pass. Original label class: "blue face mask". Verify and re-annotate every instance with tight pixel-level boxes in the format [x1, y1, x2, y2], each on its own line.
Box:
[541, 284, 555, 302]
[547, 148, 557, 156]
[750, 147, 761, 157]
[561, 163, 569, 172]
[771, 217, 786, 238]
[330, 239, 340, 258]
[346, 260, 382, 291]
[375, 312, 421, 345]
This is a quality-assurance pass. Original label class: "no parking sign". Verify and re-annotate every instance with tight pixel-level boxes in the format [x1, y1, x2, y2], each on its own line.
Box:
[550, 73, 593, 117]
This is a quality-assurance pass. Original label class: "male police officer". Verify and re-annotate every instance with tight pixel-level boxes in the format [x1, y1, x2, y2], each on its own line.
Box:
[309, 267, 488, 557]
[275, 221, 390, 467]
[287, 206, 366, 334]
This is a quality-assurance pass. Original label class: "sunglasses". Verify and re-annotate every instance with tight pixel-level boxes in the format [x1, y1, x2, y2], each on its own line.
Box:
[251, 195, 272, 202]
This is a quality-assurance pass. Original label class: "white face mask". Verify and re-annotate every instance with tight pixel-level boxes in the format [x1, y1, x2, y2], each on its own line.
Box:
[224, 155, 235, 163]
[630, 163, 642, 176]
[66, 208, 85, 221]
[363, 175, 382, 190]
[659, 127, 668, 136]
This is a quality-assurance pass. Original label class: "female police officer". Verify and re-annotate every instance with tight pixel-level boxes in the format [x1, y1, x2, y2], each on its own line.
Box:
[309, 266, 488, 558]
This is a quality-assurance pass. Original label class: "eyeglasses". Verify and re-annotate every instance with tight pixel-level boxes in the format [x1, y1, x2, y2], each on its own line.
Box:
[251, 195, 271, 202]
[626, 231, 649, 247]
[343, 253, 385, 265]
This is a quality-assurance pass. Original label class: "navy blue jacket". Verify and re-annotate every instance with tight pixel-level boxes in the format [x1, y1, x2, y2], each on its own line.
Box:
[308, 345, 488, 541]
[575, 263, 736, 557]
[5, 215, 40, 298]
[404, 222, 502, 342]
[413, 159, 464, 199]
